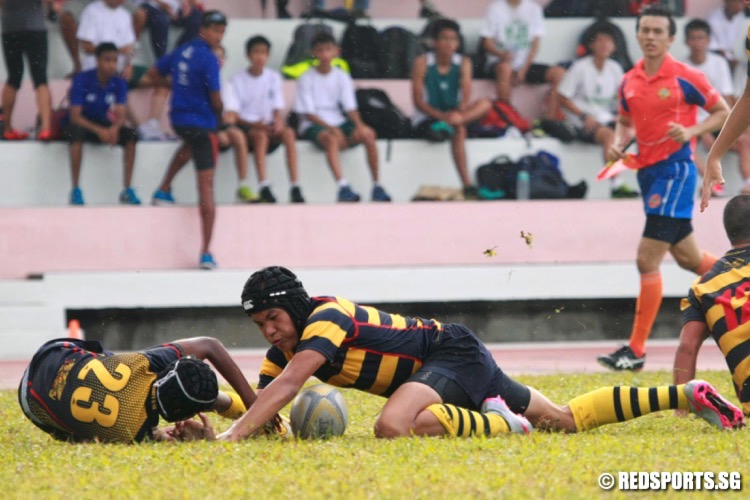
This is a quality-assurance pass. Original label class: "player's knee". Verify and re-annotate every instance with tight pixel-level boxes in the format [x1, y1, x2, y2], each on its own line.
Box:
[373, 416, 409, 439]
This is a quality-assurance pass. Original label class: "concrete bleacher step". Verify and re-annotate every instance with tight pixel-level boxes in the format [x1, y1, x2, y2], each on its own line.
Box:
[0, 305, 66, 359]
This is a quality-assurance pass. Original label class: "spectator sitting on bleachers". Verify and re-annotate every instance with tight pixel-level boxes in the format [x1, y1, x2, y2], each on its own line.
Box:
[411, 18, 490, 200]
[1, 0, 54, 141]
[480, 0, 566, 121]
[64, 42, 141, 206]
[226, 36, 305, 204]
[132, 1, 202, 60]
[59, 0, 95, 75]
[293, 32, 391, 203]
[706, 0, 746, 72]
[215, 45, 257, 204]
[558, 23, 638, 199]
[77, 0, 136, 77]
[683, 18, 750, 197]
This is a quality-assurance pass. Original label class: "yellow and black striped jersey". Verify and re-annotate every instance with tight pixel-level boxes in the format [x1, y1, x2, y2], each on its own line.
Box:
[19, 339, 184, 442]
[259, 296, 443, 397]
[682, 247, 750, 413]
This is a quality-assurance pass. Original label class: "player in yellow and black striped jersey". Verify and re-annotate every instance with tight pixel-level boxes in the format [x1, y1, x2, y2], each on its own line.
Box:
[216, 266, 744, 442]
[676, 195, 750, 415]
[18, 337, 263, 442]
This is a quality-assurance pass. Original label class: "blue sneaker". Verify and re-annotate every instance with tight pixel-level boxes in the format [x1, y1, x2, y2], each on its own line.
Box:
[199, 252, 217, 270]
[371, 185, 392, 202]
[119, 187, 142, 205]
[337, 185, 361, 202]
[70, 187, 85, 206]
[152, 189, 175, 206]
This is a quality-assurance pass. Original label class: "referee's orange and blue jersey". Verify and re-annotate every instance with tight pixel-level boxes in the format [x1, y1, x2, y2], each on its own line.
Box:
[619, 53, 721, 218]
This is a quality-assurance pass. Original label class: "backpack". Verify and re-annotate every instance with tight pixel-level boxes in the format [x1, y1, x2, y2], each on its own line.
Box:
[476, 155, 518, 200]
[341, 22, 382, 79]
[576, 18, 633, 71]
[544, 0, 596, 17]
[517, 152, 570, 199]
[355, 88, 412, 139]
[378, 26, 421, 79]
[281, 22, 334, 78]
[475, 151, 587, 200]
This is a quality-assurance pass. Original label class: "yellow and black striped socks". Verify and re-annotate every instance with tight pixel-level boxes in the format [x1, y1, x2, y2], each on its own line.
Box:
[426, 404, 510, 437]
[568, 385, 689, 431]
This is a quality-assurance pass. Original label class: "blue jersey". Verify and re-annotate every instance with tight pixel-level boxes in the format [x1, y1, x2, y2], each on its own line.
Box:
[156, 38, 221, 129]
[69, 69, 127, 123]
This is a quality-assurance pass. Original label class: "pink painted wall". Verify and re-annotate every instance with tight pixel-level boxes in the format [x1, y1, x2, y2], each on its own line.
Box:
[0, 200, 730, 279]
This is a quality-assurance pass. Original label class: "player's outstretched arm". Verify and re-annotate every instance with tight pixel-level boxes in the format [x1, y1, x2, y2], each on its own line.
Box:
[704, 79, 750, 211]
[218, 350, 326, 442]
[176, 337, 257, 409]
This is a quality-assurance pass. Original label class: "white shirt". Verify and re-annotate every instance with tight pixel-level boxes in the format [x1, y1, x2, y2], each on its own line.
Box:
[707, 7, 746, 62]
[558, 55, 623, 126]
[77, 0, 136, 72]
[684, 52, 734, 121]
[226, 68, 285, 124]
[293, 67, 357, 133]
[480, 0, 545, 71]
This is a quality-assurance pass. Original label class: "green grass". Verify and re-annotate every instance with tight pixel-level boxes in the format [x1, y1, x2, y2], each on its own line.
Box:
[4, 371, 750, 499]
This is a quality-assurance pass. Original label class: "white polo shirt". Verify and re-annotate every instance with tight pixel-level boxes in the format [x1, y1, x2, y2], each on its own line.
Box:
[480, 0, 545, 71]
[558, 55, 623, 126]
[293, 67, 357, 134]
[684, 52, 734, 121]
[77, 0, 136, 72]
[226, 67, 286, 124]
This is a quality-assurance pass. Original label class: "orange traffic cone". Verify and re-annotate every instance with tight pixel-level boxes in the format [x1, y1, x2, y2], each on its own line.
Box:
[68, 319, 85, 340]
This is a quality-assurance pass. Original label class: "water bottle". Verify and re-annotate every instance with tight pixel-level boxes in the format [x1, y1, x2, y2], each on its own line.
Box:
[516, 169, 531, 200]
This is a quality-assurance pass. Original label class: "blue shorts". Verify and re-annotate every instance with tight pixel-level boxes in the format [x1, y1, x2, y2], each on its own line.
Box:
[637, 159, 696, 219]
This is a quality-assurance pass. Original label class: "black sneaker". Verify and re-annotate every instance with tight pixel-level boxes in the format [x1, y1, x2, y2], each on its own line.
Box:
[597, 346, 645, 371]
[290, 186, 305, 203]
[611, 184, 640, 199]
[463, 185, 479, 200]
[259, 186, 277, 203]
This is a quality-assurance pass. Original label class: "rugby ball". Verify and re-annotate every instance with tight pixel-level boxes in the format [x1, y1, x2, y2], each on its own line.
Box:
[289, 385, 348, 439]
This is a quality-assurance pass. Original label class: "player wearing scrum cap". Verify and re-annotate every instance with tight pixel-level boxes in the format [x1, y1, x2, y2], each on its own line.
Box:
[18, 336, 262, 442]
[218, 266, 744, 442]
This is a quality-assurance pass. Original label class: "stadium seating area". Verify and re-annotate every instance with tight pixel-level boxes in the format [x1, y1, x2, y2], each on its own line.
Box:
[0, 0, 741, 358]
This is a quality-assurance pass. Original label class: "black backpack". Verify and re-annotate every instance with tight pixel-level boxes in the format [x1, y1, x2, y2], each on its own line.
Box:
[355, 88, 412, 139]
[476, 152, 587, 200]
[378, 26, 421, 79]
[341, 22, 382, 78]
[282, 22, 334, 77]
[576, 18, 633, 71]
[476, 155, 518, 200]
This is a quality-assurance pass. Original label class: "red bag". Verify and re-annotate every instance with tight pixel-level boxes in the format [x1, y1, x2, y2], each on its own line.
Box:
[44, 95, 69, 141]
[491, 100, 531, 134]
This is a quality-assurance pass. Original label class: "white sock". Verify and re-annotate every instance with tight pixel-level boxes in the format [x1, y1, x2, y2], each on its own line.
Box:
[744, 178, 750, 186]
[611, 177, 624, 189]
[337, 178, 349, 188]
[259, 180, 270, 189]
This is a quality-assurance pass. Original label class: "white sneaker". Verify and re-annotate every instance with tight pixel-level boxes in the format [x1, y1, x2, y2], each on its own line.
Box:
[481, 396, 533, 434]
[138, 118, 163, 141]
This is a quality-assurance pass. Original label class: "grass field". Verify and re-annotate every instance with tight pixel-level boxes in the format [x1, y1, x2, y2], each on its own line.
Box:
[3, 371, 749, 499]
